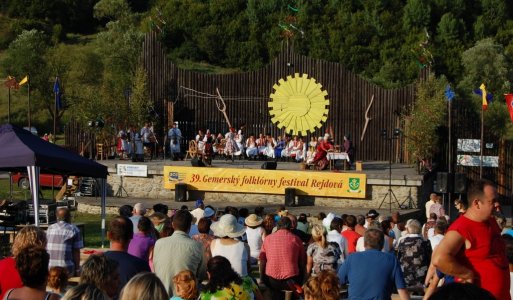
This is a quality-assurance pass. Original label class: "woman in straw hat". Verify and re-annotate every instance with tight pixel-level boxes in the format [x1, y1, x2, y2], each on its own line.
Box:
[244, 214, 264, 265]
[210, 214, 250, 277]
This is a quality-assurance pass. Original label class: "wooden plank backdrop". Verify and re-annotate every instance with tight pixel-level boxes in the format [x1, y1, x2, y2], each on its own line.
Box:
[141, 32, 418, 162]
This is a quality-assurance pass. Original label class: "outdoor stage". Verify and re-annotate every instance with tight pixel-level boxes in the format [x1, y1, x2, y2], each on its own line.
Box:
[96, 158, 426, 212]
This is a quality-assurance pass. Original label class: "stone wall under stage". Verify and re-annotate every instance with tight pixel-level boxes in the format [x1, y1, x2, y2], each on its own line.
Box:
[106, 172, 422, 210]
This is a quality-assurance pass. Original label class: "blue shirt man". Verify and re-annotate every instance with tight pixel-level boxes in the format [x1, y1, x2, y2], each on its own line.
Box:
[338, 228, 410, 300]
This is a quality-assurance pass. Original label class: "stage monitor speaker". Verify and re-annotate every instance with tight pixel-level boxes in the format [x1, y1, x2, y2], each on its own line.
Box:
[454, 173, 467, 194]
[175, 183, 187, 202]
[435, 172, 452, 193]
[191, 157, 205, 167]
[285, 187, 296, 206]
[261, 161, 277, 170]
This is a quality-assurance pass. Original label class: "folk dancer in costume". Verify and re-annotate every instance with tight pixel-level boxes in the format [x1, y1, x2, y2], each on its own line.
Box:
[213, 133, 224, 158]
[117, 126, 129, 159]
[245, 135, 258, 159]
[140, 122, 155, 159]
[274, 136, 285, 159]
[167, 122, 182, 161]
[312, 133, 333, 170]
[281, 135, 294, 159]
[306, 136, 319, 164]
[203, 129, 214, 165]
[224, 127, 239, 161]
[263, 134, 276, 159]
[293, 137, 305, 162]
[234, 131, 245, 158]
[256, 133, 267, 158]
[127, 125, 136, 159]
[343, 133, 354, 167]
[195, 129, 205, 155]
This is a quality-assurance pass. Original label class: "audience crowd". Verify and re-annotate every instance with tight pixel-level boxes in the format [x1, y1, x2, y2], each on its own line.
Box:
[0, 179, 512, 300]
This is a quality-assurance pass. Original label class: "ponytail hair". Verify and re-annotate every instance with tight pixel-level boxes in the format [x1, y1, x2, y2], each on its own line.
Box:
[311, 224, 327, 248]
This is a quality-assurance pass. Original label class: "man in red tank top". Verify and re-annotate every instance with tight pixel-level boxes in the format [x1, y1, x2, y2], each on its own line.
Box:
[432, 179, 510, 300]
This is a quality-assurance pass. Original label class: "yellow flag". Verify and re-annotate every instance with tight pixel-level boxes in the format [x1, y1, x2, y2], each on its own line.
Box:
[18, 75, 28, 86]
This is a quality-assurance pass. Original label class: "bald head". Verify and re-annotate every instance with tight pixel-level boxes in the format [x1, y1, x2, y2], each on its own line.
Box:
[57, 208, 71, 223]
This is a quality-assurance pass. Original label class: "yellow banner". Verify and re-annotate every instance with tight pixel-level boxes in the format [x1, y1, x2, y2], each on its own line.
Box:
[163, 166, 366, 198]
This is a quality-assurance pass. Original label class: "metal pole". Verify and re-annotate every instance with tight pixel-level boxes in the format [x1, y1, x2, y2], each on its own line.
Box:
[28, 79, 31, 130]
[448, 99, 452, 216]
[8, 87, 11, 123]
[480, 106, 484, 178]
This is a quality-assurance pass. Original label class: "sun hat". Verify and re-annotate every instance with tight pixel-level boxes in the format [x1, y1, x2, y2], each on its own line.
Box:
[322, 212, 337, 229]
[204, 207, 215, 218]
[245, 214, 263, 227]
[211, 214, 246, 238]
[366, 209, 379, 219]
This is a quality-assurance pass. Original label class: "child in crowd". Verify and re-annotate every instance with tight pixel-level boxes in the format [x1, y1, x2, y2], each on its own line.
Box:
[170, 270, 198, 300]
[47, 266, 68, 296]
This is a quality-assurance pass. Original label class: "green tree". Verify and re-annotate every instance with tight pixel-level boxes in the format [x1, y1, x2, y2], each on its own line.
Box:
[403, 75, 448, 164]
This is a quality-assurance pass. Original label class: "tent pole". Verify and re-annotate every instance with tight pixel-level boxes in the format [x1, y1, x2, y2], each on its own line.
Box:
[101, 178, 107, 248]
[27, 166, 40, 227]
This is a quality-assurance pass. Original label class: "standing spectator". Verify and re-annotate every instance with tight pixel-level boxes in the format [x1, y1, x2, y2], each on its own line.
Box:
[429, 195, 445, 218]
[395, 219, 431, 289]
[128, 216, 156, 262]
[259, 217, 306, 300]
[425, 193, 437, 219]
[80, 254, 120, 299]
[0, 225, 47, 299]
[119, 272, 168, 300]
[130, 203, 146, 235]
[306, 224, 342, 277]
[153, 210, 206, 296]
[47, 207, 83, 276]
[105, 216, 151, 295]
[454, 198, 467, 216]
[245, 214, 264, 265]
[341, 215, 361, 254]
[326, 217, 347, 263]
[210, 214, 250, 277]
[338, 229, 410, 300]
[422, 213, 438, 239]
[4, 247, 60, 300]
[432, 179, 510, 300]
[200, 256, 262, 300]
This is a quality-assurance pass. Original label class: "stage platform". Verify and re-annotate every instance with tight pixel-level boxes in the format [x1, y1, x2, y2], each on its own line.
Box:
[94, 158, 425, 212]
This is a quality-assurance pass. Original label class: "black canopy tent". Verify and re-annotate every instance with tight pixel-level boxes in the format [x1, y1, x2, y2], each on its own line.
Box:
[0, 124, 109, 246]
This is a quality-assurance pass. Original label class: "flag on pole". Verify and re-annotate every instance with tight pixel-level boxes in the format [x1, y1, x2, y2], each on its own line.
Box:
[53, 76, 62, 111]
[4, 76, 18, 89]
[505, 94, 513, 123]
[18, 75, 28, 86]
[473, 83, 493, 110]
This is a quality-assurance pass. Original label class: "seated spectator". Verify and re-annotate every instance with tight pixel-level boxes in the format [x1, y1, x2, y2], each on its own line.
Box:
[62, 284, 108, 300]
[262, 214, 276, 240]
[149, 212, 167, 235]
[395, 219, 431, 289]
[47, 266, 68, 296]
[200, 256, 262, 300]
[326, 217, 347, 263]
[0, 225, 47, 299]
[4, 247, 60, 300]
[119, 205, 133, 219]
[192, 218, 215, 264]
[306, 224, 342, 277]
[119, 272, 168, 300]
[152, 203, 169, 216]
[245, 214, 264, 265]
[316, 270, 340, 300]
[128, 216, 156, 262]
[170, 270, 198, 300]
[210, 214, 250, 277]
[80, 254, 120, 299]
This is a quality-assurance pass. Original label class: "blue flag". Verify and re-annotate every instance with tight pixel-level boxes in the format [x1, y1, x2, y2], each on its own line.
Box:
[53, 77, 62, 111]
[444, 85, 455, 102]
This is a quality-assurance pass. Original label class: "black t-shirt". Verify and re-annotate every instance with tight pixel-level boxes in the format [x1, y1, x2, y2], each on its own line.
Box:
[104, 251, 151, 295]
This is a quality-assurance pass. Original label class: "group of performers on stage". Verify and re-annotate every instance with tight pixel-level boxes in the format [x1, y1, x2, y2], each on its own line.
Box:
[115, 122, 354, 170]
